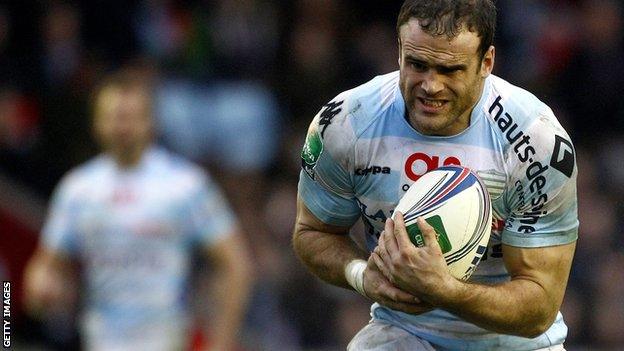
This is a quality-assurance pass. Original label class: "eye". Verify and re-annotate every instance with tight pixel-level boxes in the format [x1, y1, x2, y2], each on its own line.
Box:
[438, 65, 465, 75]
[439, 67, 459, 75]
[410, 61, 427, 72]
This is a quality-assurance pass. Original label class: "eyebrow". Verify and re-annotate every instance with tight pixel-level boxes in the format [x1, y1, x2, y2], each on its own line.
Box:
[405, 55, 468, 72]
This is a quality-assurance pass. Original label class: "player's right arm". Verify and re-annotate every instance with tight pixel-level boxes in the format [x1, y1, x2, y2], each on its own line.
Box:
[294, 98, 429, 312]
[23, 173, 81, 316]
[23, 247, 79, 315]
[293, 196, 365, 289]
[294, 196, 432, 313]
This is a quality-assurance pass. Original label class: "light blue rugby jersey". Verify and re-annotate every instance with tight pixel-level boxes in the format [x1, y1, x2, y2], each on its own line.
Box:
[42, 146, 236, 345]
[298, 71, 578, 351]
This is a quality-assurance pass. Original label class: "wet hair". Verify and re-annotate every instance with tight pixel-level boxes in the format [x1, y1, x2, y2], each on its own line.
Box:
[396, 0, 497, 58]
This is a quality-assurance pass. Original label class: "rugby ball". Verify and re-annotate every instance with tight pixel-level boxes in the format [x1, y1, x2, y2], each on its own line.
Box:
[393, 165, 492, 280]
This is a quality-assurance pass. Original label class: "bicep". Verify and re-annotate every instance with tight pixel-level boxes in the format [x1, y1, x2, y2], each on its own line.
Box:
[293, 196, 356, 262]
[503, 241, 576, 307]
[294, 195, 351, 237]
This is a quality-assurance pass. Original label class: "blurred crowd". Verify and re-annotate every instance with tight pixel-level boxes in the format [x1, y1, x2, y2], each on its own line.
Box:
[0, 0, 622, 350]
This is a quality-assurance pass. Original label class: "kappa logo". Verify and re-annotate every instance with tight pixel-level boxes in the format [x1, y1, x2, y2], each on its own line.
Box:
[355, 165, 391, 176]
[549, 135, 574, 178]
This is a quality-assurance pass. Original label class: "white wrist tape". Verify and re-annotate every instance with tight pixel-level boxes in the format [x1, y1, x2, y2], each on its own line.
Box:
[345, 259, 368, 297]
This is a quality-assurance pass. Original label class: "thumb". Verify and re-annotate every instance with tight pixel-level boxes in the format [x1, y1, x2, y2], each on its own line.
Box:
[417, 217, 442, 253]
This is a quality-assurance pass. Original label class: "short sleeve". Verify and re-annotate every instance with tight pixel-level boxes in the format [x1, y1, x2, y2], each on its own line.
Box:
[502, 114, 579, 247]
[298, 97, 361, 227]
[41, 176, 81, 256]
[186, 173, 237, 247]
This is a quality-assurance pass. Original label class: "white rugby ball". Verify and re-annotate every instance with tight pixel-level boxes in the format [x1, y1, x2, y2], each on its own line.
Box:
[393, 165, 492, 280]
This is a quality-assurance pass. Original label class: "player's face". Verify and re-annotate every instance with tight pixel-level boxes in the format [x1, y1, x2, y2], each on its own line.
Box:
[398, 19, 494, 136]
[93, 86, 154, 165]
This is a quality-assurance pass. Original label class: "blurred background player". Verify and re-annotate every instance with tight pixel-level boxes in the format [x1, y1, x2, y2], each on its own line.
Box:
[22, 67, 253, 351]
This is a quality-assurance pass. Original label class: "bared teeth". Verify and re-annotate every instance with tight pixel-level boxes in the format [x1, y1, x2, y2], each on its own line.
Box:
[422, 98, 444, 107]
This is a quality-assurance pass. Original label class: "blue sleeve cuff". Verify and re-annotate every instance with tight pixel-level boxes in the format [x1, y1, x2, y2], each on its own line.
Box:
[502, 227, 578, 248]
[298, 171, 360, 227]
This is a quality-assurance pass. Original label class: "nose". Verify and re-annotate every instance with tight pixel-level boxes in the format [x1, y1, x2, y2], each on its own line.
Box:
[420, 71, 444, 96]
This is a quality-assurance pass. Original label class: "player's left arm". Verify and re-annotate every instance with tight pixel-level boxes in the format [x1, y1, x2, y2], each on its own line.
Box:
[374, 114, 579, 337]
[202, 229, 254, 351]
[373, 215, 575, 338]
[187, 172, 254, 351]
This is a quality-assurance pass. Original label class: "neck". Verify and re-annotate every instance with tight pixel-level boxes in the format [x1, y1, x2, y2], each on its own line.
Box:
[111, 145, 149, 168]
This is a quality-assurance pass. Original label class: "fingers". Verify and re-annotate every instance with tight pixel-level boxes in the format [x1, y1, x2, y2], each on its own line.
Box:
[376, 218, 397, 267]
[367, 256, 422, 304]
[392, 212, 413, 250]
[371, 251, 391, 282]
[417, 217, 442, 253]
[382, 218, 399, 254]
[376, 230, 389, 262]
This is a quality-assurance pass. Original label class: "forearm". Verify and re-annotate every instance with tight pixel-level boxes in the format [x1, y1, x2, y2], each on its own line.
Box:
[439, 278, 557, 338]
[209, 261, 253, 351]
[374, 215, 575, 337]
[293, 228, 367, 290]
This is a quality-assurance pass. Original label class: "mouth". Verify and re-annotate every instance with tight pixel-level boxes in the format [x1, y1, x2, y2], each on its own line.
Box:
[417, 97, 448, 113]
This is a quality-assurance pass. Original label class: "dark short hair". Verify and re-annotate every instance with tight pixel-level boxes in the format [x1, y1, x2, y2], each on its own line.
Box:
[396, 0, 497, 58]
[90, 66, 155, 120]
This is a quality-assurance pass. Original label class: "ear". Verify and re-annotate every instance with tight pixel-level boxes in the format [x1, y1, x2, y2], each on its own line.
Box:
[480, 46, 495, 78]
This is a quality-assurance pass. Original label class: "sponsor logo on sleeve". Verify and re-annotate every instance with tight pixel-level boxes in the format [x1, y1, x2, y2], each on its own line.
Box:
[550, 135, 575, 178]
[301, 126, 323, 180]
[301, 99, 344, 180]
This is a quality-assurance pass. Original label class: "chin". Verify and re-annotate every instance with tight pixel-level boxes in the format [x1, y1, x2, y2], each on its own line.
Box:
[411, 116, 450, 135]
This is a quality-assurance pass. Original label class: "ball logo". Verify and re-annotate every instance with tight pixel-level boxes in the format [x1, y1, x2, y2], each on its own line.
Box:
[404, 152, 461, 181]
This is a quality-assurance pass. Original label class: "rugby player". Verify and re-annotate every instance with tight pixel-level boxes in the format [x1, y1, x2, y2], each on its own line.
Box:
[293, 1, 578, 350]
[23, 67, 253, 351]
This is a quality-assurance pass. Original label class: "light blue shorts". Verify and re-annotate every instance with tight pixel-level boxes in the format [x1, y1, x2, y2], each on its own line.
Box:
[347, 319, 566, 351]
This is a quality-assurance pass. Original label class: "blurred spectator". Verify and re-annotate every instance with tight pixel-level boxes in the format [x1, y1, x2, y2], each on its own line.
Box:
[22, 67, 254, 351]
[155, 79, 279, 172]
[207, 0, 280, 80]
[351, 21, 400, 78]
[592, 252, 624, 348]
[136, 1, 191, 69]
[558, 0, 624, 147]
[42, 1, 82, 87]
[497, 0, 578, 93]
[282, 0, 349, 131]
[0, 87, 39, 153]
